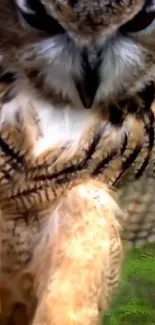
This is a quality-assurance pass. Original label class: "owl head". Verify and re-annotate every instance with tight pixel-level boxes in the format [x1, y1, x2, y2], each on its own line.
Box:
[6, 0, 155, 108]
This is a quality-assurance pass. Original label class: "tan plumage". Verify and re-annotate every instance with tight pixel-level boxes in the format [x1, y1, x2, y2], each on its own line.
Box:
[0, 65, 155, 325]
[1, 1, 155, 325]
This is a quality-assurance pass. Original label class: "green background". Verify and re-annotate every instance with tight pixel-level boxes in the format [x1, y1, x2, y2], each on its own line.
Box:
[102, 244, 155, 325]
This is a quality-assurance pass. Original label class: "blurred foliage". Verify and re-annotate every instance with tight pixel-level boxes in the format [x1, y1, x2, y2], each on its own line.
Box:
[102, 243, 155, 325]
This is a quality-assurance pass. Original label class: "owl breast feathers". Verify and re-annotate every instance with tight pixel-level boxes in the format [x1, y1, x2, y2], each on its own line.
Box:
[1, 1, 155, 325]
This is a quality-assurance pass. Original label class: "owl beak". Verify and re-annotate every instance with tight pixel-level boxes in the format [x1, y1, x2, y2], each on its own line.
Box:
[75, 76, 99, 109]
[75, 49, 101, 109]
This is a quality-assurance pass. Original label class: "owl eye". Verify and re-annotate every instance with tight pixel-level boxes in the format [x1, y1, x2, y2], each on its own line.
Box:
[120, 2, 155, 34]
[15, 0, 64, 35]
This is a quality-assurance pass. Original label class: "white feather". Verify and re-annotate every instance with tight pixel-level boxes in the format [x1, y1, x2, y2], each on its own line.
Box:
[33, 99, 95, 156]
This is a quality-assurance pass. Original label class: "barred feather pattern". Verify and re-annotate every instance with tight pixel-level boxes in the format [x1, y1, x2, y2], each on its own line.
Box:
[0, 67, 155, 325]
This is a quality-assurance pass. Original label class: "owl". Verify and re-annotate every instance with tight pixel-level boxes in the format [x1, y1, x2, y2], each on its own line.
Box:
[1, 1, 155, 325]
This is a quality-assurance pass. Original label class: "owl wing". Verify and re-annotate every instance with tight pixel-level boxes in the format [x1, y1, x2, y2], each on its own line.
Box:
[117, 170, 155, 250]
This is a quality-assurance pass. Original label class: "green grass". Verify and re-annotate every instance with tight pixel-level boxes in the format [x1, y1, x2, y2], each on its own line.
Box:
[102, 244, 155, 325]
